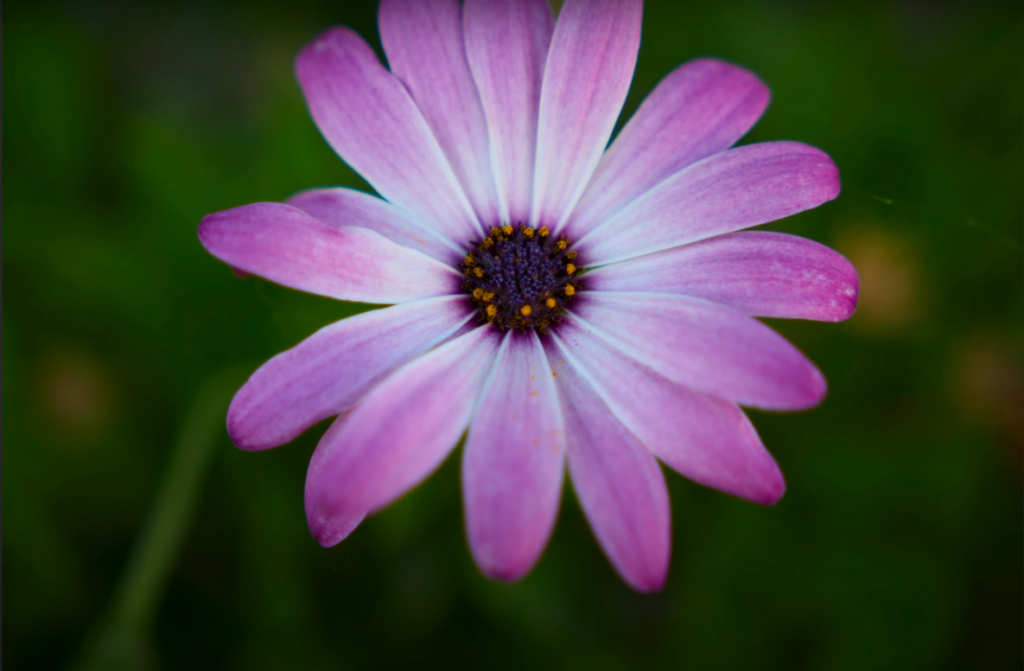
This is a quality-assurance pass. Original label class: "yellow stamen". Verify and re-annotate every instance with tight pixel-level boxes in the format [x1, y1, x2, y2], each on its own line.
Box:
[474, 267, 484, 278]
[566, 251, 578, 260]
[502, 225, 514, 236]
[565, 263, 577, 275]
[486, 304, 498, 317]
[482, 237, 494, 248]
[464, 254, 476, 266]
[539, 226, 549, 237]
[555, 240, 567, 251]
[564, 285, 576, 296]
[545, 298, 557, 309]
[473, 288, 483, 299]
[520, 305, 533, 316]
[523, 227, 534, 238]
[490, 227, 502, 237]
[482, 291, 495, 302]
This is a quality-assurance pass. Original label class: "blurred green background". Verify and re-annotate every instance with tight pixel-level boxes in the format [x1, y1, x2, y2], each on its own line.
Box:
[5, 0, 1022, 668]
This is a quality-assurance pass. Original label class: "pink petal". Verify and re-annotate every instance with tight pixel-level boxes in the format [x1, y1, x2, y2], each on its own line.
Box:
[287, 187, 464, 265]
[378, 0, 500, 226]
[305, 414, 366, 547]
[532, 0, 642, 230]
[585, 231, 859, 322]
[563, 58, 770, 240]
[305, 326, 501, 537]
[227, 296, 473, 451]
[569, 292, 826, 410]
[463, 331, 565, 582]
[544, 336, 671, 593]
[464, 0, 553, 224]
[295, 27, 481, 244]
[576, 141, 841, 265]
[198, 202, 461, 304]
[551, 320, 785, 505]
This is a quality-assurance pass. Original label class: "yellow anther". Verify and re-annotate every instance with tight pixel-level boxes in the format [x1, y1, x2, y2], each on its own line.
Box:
[474, 267, 484, 278]
[482, 237, 494, 248]
[502, 225, 514, 236]
[473, 288, 483, 299]
[523, 227, 534, 238]
[566, 251, 578, 260]
[565, 263, 577, 275]
[490, 227, 502, 237]
[564, 284, 576, 296]
[555, 240, 567, 251]
[545, 298, 557, 309]
[464, 254, 476, 265]
[520, 304, 533, 316]
[486, 304, 498, 317]
[539, 226, 549, 237]
[482, 291, 495, 302]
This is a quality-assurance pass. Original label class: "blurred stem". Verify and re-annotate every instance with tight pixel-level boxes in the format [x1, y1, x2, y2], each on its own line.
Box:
[71, 366, 247, 671]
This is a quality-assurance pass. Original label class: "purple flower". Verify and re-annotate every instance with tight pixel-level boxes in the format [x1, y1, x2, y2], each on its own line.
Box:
[198, 0, 857, 592]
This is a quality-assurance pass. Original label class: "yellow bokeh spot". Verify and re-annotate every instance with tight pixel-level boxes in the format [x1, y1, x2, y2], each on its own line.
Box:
[545, 298, 557, 309]
[520, 304, 533, 316]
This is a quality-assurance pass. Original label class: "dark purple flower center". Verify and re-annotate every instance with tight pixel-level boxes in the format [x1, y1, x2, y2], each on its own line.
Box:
[461, 225, 581, 333]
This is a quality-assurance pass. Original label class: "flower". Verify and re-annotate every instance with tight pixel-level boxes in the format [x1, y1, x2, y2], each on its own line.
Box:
[198, 0, 857, 593]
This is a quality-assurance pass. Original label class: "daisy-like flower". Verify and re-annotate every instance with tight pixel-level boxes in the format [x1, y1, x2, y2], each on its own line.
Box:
[199, 0, 857, 592]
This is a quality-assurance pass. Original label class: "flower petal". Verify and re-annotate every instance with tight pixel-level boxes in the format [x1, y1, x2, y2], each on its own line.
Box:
[563, 58, 770, 240]
[545, 336, 671, 593]
[576, 141, 841, 266]
[532, 0, 642, 230]
[569, 292, 826, 410]
[227, 296, 473, 451]
[463, 331, 565, 582]
[378, 0, 500, 226]
[295, 27, 481, 243]
[585, 231, 859, 322]
[198, 202, 461, 303]
[305, 326, 501, 532]
[464, 0, 553, 224]
[304, 414, 366, 547]
[287, 187, 464, 265]
[552, 320, 785, 505]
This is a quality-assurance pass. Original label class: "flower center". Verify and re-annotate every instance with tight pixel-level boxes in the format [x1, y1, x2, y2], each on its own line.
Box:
[461, 225, 581, 333]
